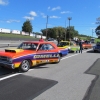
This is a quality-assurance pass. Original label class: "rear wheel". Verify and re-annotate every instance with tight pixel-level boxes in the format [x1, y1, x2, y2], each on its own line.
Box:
[19, 60, 30, 72]
[57, 54, 61, 63]
[53, 54, 61, 64]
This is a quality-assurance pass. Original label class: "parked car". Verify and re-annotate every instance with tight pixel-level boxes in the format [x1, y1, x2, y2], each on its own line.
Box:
[48, 38, 55, 41]
[0, 41, 68, 72]
[93, 42, 100, 52]
[57, 41, 80, 53]
[82, 41, 92, 49]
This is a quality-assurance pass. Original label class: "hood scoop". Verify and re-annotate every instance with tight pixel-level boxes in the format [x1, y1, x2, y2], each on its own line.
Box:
[5, 48, 23, 53]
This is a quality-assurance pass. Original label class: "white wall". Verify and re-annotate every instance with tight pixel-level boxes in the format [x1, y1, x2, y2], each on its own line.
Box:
[21, 31, 29, 35]
[42, 36, 46, 39]
[36, 35, 41, 38]
[0, 28, 11, 33]
[12, 30, 20, 34]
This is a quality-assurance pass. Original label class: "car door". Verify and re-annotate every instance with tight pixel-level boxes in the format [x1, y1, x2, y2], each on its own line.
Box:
[35, 43, 48, 64]
[36, 43, 58, 64]
[45, 43, 59, 63]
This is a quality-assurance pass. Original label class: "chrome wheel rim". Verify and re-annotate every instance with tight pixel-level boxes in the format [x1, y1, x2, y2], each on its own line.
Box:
[21, 60, 29, 71]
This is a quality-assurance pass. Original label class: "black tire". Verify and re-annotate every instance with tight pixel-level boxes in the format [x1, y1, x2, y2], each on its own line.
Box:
[94, 50, 97, 53]
[19, 60, 30, 72]
[52, 54, 61, 64]
[56, 54, 61, 63]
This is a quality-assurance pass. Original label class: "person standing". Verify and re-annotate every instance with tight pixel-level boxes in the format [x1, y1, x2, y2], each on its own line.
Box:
[79, 39, 83, 53]
[57, 36, 61, 44]
[39, 37, 44, 42]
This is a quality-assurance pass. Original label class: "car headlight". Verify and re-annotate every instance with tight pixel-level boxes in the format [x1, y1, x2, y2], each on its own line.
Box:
[7, 57, 13, 63]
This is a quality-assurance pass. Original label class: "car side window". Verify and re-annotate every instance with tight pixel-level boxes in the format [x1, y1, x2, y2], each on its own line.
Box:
[38, 44, 48, 50]
[46, 44, 54, 50]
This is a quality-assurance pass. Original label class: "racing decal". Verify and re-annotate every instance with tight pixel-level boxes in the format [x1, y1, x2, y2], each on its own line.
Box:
[34, 53, 59, 59]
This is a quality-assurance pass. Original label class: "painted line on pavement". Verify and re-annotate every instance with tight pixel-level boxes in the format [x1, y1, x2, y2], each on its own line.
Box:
[0, 73, 21, 81]
[61, 49, 92, 60]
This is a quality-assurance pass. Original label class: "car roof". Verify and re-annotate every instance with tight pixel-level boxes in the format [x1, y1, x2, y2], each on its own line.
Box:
[23, 41, 57, 47]
[23, 41, 54, 43]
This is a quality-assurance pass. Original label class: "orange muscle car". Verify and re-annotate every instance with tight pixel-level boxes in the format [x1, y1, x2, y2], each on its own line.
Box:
[82, 41, 92, 49]
[0, 41, 68, 72]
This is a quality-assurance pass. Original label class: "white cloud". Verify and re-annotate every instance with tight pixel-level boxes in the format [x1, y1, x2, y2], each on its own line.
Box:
[91, 22, 95, 25]
[50, 16, 61, 19]
[61, 11, 72, 14]
[48, 6, 50, 10]
[51, 6, 61, 11]
[90, 27, 96, 30]
[23, 16, 34, 20]
[0, 0, 9, 5]
[29, 11, 37, 16]
[6, 20, 20, 23]
[41, 13, 47, 18]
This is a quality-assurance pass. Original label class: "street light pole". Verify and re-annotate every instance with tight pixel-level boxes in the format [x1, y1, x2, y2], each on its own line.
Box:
[68, 17, 72, 40]
[46, 15, 48, 40]
[65, 20, 67, 41]
[92, 29, 94, 37]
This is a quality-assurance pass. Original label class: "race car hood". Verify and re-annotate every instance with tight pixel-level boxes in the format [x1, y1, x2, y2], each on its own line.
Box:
[5, 48, 24, 53]
[0, 48, 36, 58]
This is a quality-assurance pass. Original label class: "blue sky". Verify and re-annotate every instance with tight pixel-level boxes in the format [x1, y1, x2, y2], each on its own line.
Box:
[0, 0, 100, 37]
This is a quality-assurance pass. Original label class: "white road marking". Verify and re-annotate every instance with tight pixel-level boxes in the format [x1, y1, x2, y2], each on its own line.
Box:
[0, 73, 21, 81]
[0, 49, 92, 81]
[61, 49, 92, 60]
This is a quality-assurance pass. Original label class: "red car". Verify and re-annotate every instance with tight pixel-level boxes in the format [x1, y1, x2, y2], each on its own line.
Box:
[0, 41, 68, 72]
[82, 41, 92, 49]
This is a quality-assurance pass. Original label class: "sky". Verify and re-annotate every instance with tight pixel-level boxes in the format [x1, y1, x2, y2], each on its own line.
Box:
[0, 0, 100, 37]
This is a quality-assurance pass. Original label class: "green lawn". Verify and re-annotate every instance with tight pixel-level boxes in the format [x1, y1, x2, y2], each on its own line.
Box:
[95, 38, 100, 43]
[0, 33, 33, 38]
[0, 33, 39, 41]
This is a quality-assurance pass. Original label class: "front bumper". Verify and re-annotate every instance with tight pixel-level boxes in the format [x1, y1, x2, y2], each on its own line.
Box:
[0, 60, 14, 69]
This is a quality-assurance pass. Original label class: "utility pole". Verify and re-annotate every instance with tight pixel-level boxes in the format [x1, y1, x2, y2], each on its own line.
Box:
[65, 20, 67, 41]
[68, 17, 72, 40]
[92, 29, 94, 37]
[46, 15, 48, 40]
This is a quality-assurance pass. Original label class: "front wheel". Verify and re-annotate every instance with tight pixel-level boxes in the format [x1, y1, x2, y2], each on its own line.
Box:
[19, 60, 30, 72]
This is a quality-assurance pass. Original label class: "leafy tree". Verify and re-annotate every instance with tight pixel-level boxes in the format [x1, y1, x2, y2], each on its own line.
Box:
[22, 20, 33, 35]
[41, 26, 79, 40]
[95, 25, 100, 37]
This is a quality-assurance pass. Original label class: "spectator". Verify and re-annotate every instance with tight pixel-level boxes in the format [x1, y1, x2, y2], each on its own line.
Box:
[79, 39, 83, 53]
[39, 37, 44, 42]
[57, 36, 61, 44]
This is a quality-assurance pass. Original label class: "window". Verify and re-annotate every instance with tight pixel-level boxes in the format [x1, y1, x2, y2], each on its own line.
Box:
[47, 44, 54, 50]
[17, 42, 38, 50]
[38, 43, 54, 50]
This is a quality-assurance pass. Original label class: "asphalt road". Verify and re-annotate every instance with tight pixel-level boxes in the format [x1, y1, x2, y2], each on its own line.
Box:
[0, 44, 100, 100]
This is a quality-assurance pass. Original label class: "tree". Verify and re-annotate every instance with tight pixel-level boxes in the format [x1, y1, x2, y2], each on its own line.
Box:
[22, 20, 33, 35]
[41, 26, 79, 40]
[95, 25, 100, 37]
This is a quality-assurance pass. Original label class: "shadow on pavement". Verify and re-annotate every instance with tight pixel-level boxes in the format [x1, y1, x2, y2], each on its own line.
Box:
[87, 50, 100, 53]
[83, 58, 100, 100]
[0, 74, 58, 100]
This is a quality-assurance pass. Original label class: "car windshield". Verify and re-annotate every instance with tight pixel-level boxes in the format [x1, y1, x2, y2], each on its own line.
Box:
[57, 42, 69, 47]
[48, 38, 54, 41]
[17, 42, 38, 50]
